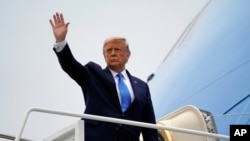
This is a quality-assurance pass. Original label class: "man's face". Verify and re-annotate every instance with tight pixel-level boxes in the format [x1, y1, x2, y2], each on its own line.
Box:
[103, 40, 130, 72]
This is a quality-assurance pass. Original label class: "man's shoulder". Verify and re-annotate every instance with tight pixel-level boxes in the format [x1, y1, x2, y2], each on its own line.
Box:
[86, 61, 104, 70]
[86, 61, 100, 67]
[86, 62, 111, 75]
[127, 71, 147, 85]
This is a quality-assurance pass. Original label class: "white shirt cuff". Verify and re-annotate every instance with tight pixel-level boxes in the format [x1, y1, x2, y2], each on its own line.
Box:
[53, 40, 67, 52]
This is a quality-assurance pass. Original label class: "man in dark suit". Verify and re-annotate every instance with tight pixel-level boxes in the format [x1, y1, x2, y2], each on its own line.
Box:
[49, 12, 158, 141]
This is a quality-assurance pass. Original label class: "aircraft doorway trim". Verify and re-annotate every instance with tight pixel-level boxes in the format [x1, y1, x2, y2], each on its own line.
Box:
[156, 105, 218, 141]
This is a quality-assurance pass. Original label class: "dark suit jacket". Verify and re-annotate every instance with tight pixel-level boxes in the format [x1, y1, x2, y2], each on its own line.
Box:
[54, 44, 158, 141]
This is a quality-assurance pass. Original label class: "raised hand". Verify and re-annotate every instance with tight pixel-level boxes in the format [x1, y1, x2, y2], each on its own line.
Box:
[49, 12, 70, 43]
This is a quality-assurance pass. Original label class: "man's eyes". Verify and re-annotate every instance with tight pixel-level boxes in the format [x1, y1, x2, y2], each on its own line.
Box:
[106, 48, 121, 52]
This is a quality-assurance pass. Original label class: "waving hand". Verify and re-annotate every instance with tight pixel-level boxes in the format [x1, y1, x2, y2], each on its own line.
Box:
[49, 13, 70, 43]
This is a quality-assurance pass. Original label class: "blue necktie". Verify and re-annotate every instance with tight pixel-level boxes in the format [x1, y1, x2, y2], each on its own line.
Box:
[117, 73, 131, 112]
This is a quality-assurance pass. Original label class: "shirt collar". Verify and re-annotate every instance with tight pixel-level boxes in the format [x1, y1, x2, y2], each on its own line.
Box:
[109, 69, 127, 80]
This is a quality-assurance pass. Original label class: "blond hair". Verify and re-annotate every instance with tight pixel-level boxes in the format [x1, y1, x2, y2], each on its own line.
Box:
[103, 36, 130, 54]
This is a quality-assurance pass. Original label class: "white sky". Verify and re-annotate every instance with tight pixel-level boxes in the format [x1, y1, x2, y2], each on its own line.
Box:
[0, 0, 207, 140]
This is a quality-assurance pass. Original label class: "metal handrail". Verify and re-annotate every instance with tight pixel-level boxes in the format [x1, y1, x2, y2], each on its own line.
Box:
[15, 107, 230, 141]
[0, 133, 31, 141]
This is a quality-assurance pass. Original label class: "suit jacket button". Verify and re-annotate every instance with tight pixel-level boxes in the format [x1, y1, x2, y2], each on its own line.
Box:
[116, 124, 122, 130]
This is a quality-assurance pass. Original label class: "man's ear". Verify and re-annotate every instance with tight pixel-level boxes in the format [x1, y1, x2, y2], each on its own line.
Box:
[126, 52, 131, 62]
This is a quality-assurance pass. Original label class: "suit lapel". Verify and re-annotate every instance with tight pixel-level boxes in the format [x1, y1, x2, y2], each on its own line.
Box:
[103, 68, 122, 110]
[126, 70, 140, 106]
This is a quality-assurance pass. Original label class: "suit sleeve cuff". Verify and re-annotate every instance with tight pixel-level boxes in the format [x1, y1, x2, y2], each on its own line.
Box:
[53, 40, 67, 52]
